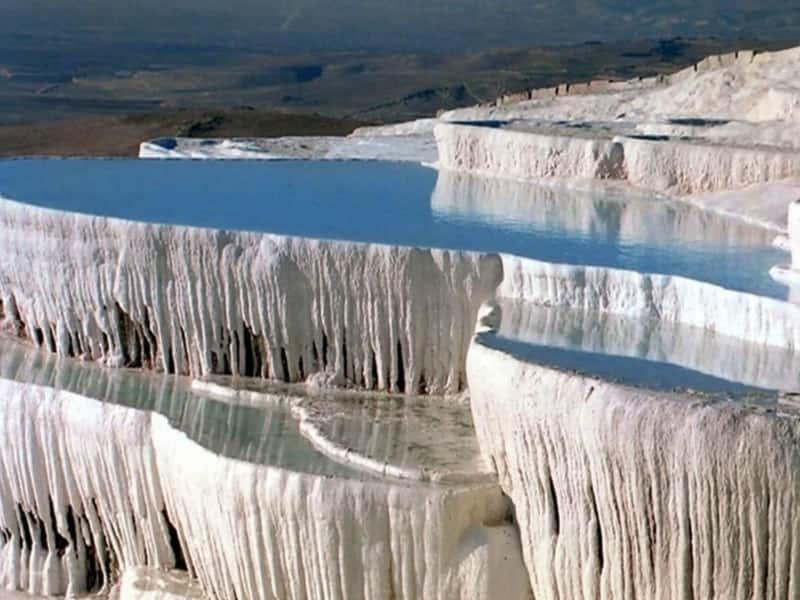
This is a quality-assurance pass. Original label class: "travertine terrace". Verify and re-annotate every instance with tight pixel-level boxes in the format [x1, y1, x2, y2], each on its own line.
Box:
[2, 45, 800, 599]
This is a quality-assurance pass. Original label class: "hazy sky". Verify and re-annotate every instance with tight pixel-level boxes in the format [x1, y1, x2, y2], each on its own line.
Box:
[5, 1, 800, 53]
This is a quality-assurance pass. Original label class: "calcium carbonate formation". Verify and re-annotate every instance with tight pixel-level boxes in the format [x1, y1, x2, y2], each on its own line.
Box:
[467, 332, 800, 600]
[434, 123, 800, 196]
[4, 43, 800, 600]
[0, 373, 531, 600]
[0, 197, 501, 395]
[497, 254, 800, 350]
[434, 124, 625, 182]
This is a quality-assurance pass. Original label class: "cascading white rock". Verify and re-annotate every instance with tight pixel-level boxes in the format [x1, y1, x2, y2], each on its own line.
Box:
[154, 420, 529, 600]
[498, 254, 800, 351]
[0, 381, 176, 597]
[620, 136, 800, 195]
[434, 122, 800, 198]
[434, 124, 624, 181]
[467, 333, 800, 600]
[0, 375, 533, 600]
[0, 197, 502, 394]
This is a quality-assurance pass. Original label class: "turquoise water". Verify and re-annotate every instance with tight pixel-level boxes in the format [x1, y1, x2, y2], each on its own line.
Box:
[0, 158, 788, 300]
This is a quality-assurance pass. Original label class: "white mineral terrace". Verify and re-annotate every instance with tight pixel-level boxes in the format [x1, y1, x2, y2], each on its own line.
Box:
[0, 337, 530, 599]
[468, 325, 800, 600]
[3, 44, 800, 600]
[192, 378, 494, 484]
[138, 120, 439, 164]
[0, 195, 501, 395]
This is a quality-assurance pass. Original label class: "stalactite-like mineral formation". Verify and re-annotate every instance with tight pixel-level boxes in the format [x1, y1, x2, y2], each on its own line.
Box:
[468, 331, 800, 600]
[0, 368, 532, 599]
[0, 198, 501, 394]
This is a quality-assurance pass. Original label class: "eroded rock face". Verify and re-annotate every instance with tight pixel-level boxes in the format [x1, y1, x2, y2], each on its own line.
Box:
[467, 336, 800, 600]
[0, 197, 502, 394]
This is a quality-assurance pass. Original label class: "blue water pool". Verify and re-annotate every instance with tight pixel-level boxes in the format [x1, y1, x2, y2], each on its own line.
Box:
[486, 300, 800, 395]
[487, 337, 768, 395]
[0, 158, 788, 299]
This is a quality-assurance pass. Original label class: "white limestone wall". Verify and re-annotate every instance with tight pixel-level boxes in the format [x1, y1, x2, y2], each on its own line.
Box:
[435, 122, 800, 197]
[621, 136, 800, 195]
[0, 198, 502, 394]
[434, 124, 624, 181]
[155, 420, 529, 600]
[0, 377, 533, 600]
[0, 382, 175, 597]
[498, 255, 800, 350]
[467, 337, 800, 600]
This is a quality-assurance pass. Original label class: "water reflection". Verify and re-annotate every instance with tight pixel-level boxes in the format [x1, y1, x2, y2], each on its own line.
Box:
[0, 338, 361, 476]
[432, 170, 787, 299]
[296, 394, 488, 479]
[487, 299, 800, 395]
[0, 159, 788, 299]
[0, 337, 484, 479]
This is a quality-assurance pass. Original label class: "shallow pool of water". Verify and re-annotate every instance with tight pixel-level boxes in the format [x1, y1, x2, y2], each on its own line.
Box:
[0, 158, 788, 299]
[486, 299, 800, 395]
[0, 338, 485, 480]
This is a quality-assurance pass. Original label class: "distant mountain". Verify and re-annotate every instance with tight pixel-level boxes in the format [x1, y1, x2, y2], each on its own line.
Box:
[4, 1, 800, 54]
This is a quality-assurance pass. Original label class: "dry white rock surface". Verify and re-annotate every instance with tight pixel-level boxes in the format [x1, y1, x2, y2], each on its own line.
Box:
[445, 47, 800, 144]
[138, 120, 438, 164]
